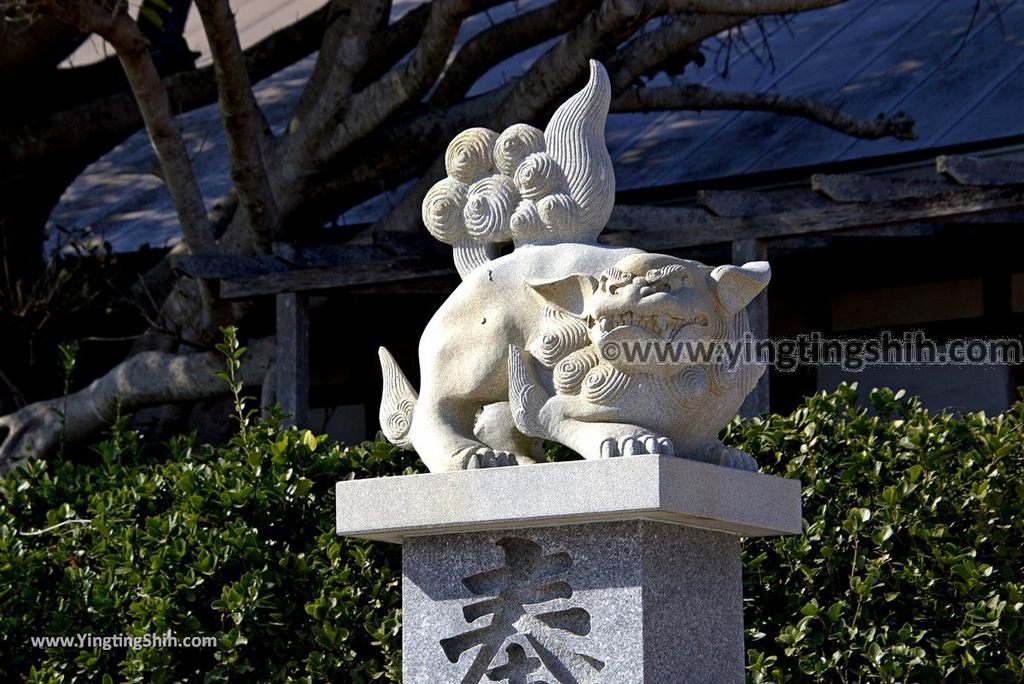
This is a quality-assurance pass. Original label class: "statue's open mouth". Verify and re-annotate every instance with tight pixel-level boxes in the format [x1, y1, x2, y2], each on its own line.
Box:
[592, 312, 709, 340]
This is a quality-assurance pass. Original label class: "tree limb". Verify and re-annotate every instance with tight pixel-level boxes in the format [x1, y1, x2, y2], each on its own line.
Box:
[611, 83, 917, 140]
[1, 0, 335, 175]
[265, 2, 442, 195]
[288, 0, 389, 138]
[196, 0, 279, 254]
[0, 0, 453, 219]
[352, 3, 436, 89]
[285, 86, 514, 231]
[607, 13, 746, 91]
[37, 0, 216, 255]
[491, 0, 650, 125]
[106, 37, 217, 257]
[319, 0, 476, 165]
[31, 1, 226, 341]
[0, 337, 275, 471]
[429, 0, 595, 107]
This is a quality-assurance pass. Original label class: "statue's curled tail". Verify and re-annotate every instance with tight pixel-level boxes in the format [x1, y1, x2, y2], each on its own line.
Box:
[421, 60, 616, 278]
[378, 347, 417, 450]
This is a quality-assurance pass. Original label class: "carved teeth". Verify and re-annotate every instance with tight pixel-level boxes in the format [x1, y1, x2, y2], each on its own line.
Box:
[592, 311, 703, 338]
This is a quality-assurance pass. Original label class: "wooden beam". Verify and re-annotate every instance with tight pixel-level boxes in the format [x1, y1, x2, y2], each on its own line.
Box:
[811, 173, 951, 202]
[697, 188, 828, 217]
[607, 204, 714, 233]
[604, 184, 1024, 251]
[937, 155, 1024, 186]
[272, 242, 386, 267]
[172, 244, 419, 280]
[732, 238, 769, 417]
[171, 254, 288, 279]
[220, 263, 456, 299]
[276, 292, 309, 428]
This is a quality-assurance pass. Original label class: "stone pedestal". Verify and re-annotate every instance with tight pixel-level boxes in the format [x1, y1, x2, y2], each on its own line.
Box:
[336, 455, 801, 684]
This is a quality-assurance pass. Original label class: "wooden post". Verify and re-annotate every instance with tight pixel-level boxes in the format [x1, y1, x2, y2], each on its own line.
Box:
[732, 238, 770, 417]
[276, 291, 309, 427]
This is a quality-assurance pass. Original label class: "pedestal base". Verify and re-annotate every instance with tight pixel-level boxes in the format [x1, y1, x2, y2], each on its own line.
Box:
[335, 455, 801, 683]
[403, 520, 742, 683]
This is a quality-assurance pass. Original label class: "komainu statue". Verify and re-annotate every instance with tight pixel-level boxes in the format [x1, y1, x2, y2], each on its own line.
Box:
[378, 61, 769, 473]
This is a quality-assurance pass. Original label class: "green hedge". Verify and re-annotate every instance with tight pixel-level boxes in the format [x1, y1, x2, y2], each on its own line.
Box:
[731, 385, 1023, 682]
[0, 415, 422, 682]
[0, 382, 1021, 682]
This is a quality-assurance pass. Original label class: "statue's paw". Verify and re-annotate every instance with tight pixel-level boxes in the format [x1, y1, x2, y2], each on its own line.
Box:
[700, 444, 757, 472]
[457, 446, 518, 469]
[598, 430, 674, 459]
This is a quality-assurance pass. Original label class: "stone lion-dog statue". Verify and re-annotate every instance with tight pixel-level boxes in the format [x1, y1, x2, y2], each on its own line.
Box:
[378, 61, 769, 473]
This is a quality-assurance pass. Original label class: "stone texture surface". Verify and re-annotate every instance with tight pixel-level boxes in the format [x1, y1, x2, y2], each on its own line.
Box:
[335, 454, 802, 543]
[402, 520, 743, 683]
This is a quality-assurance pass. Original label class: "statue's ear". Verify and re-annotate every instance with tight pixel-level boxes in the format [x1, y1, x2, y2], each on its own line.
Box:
[709, 261, 771, 314]
[527, 274, 599, 317]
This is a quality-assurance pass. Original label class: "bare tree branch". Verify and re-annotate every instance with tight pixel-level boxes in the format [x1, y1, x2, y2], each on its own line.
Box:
[611, 83, 917, 140]
[289, 0, 389, 136]
[430, 0, 595, 107]
[288, 86, 514, 230]
[492, 0, 650, 124]
[352, 3, 435, 89]
[36, 0, 216, 256]
[607, 13, 746, 91]
[263, 3, 439, 208]
[196, 0, 279, 254]
[2, 0, 350, 177]
[0, 337, 275, 471]
[30, 1, 231, 340]
[319, 0, 476, 165]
